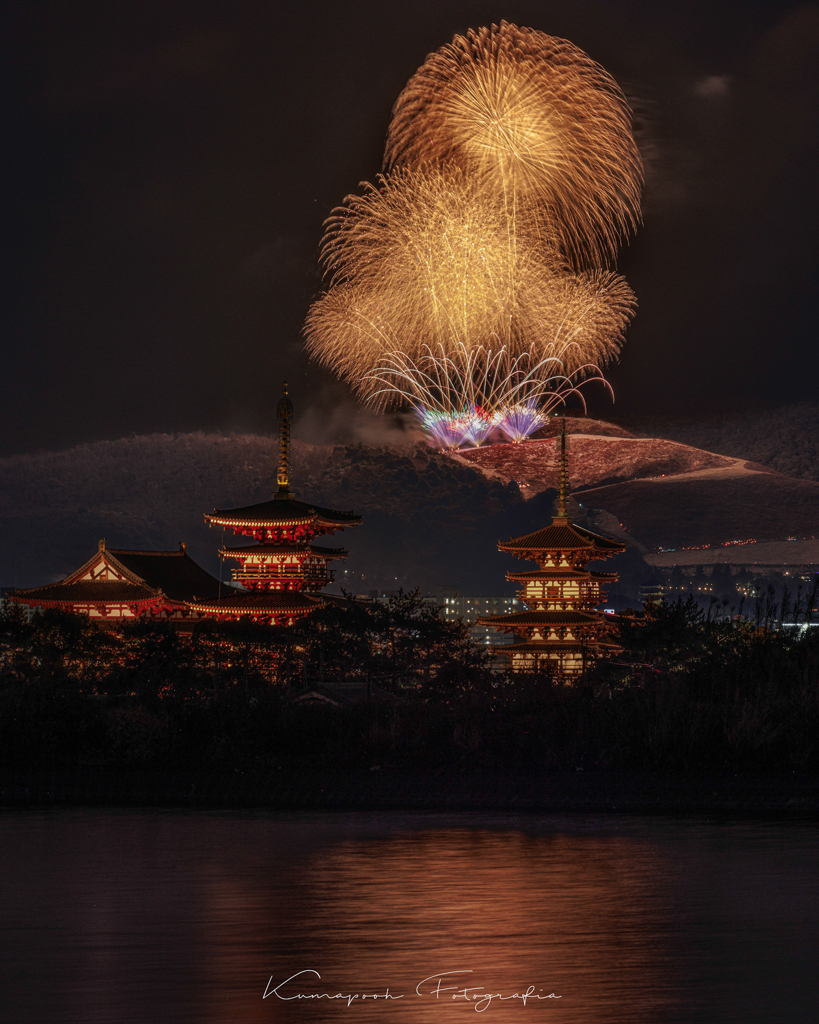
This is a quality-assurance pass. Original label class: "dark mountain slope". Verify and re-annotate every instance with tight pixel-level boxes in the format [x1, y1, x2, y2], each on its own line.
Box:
[627, 404, 819, 481]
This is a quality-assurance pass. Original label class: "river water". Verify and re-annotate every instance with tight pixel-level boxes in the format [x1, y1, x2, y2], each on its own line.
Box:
[1, 810, 817, 1023]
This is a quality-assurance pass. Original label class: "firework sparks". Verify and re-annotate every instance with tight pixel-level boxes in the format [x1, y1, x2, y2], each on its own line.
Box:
[385, 21, 642, 269]
[362, 343, 612, 446]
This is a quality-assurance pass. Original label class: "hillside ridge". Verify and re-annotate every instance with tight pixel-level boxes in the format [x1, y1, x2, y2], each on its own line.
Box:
[2, 420, 816, 597]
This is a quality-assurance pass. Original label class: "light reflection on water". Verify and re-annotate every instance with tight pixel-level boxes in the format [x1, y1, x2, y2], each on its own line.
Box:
[1, 811, 818, 1023]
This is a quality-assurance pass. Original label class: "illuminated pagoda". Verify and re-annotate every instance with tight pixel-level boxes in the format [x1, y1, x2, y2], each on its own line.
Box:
[10, 540, 223, 628]
[478, 418, 626, 677]
[187, 383, 362, 625]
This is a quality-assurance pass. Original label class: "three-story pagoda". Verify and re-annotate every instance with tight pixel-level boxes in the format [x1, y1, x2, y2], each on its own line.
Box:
[478, 418, 625, 677]
[187, 384, 362, 624]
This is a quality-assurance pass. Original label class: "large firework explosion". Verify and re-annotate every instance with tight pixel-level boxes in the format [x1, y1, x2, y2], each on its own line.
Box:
[304, 167, 636, 395]
[385, 21, 642, 270]
[303, 23, 641, 447]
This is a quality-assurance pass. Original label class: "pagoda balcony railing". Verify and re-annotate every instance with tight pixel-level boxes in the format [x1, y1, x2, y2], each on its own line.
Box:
[519, 599, 603, 611]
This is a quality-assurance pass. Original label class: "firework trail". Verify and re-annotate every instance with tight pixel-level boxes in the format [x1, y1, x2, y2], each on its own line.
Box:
[304, 167, 636, 386]
[385, 21, 642, 269]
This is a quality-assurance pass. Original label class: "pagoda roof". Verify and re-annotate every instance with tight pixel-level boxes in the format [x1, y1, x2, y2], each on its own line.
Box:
[500, 639, 623, 654]
[187, 591, 325, 617]
[221, 542, 347, 558]
[205, 497, 361, 530]
[12, 544, 227, 607]
[478, 609, 605, 626]
[507, 569, 617, 582]
[499, 518, 626, 555]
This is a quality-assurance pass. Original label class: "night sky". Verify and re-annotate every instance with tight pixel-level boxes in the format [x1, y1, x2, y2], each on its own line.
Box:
[2, 0, 817, 457]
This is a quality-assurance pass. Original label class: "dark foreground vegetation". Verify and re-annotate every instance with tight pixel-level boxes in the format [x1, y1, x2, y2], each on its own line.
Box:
[1, 588, 818, 774]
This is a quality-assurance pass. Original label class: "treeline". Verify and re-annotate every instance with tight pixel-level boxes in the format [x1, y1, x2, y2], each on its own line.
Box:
[1, 592, 818, 773]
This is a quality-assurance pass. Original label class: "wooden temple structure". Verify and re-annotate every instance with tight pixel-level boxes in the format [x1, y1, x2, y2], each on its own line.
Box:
[10, 540, 224, 628]
[478, 419, 626, 678]
[187, 383, 362, 625]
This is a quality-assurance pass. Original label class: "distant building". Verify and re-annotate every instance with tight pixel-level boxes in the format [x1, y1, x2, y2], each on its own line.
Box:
[638, 571, 664, 605]
[358, 587, 518, 645]
[187, 383, 362, 625]
[1, 587, 34, 620]
[362, 590, 437, 608]
[478, 418, 626, 677]
[9, 540, 224, 628]
[437, 586, 519, 645]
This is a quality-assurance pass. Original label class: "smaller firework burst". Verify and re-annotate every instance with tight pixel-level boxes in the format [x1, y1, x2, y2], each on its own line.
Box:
[495, 402, 548, 443]
[417, 401, 548, 448]
[385, 21, 643, 269]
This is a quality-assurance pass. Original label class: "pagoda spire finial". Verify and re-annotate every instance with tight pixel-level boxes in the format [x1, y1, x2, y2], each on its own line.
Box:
[275, 381, 295, 500]
[556, 415, 570, 521]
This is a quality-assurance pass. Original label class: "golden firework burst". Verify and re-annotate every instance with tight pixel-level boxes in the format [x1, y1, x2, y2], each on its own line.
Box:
[303, 24, 642, 445]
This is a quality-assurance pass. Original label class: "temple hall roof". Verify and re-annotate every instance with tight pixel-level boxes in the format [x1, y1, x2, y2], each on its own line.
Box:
[12, 544, 226, 607]
[13, 579, 156, 605]
[109, 549, 225, 602]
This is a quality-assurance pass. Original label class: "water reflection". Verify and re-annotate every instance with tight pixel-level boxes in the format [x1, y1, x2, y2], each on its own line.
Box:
[1, 812, 818, 1024]
[221, 829, 673, 1023]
